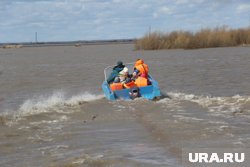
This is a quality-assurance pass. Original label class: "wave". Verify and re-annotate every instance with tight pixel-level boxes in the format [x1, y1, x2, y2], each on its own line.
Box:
[19, 92, 104, 115]
[2, 91, 104, 126]
[19, 91, 103, 115]
[159, 92, 250, 115]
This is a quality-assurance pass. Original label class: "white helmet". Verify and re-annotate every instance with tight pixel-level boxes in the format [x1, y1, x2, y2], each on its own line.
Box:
[123, 67, 128, 73]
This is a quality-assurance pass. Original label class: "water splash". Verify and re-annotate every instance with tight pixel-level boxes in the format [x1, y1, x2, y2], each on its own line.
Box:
[2, 91, 104, 126]
[19, 91, 65, 115]
[19, 91, 103, 114]
[164, 92, 250, 115]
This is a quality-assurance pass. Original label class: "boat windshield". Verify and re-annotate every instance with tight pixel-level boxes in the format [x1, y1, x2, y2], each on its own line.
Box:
[104, 62, 134, 80]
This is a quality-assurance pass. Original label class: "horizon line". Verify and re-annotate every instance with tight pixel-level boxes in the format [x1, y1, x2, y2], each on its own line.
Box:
[0, 38, 136, 46]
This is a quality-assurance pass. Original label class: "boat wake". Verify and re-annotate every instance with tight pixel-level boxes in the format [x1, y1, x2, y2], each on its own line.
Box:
[19, 91, 104, 114]
[2, 90, 250, 126]
[1, 91, 104, 126]
[159, 92, 250, 116]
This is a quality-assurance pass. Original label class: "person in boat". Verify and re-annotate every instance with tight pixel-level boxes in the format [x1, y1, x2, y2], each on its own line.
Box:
[133, 59, 149, 79]
[109, 77, 123, 91]
[132, 59, 151, 87]
[107, 61, 125, 84]
[119, 67, 132, 83]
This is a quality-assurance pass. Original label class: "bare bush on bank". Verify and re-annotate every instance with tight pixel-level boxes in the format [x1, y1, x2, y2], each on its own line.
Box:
[135, 26, 250, 50]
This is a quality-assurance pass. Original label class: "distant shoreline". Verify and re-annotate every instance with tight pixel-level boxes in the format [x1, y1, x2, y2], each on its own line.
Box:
[0, 39, 135, 48]
[135, 26, 250, 50]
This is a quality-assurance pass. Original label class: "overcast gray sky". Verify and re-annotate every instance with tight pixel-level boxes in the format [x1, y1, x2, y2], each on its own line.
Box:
[0, 0, 250, 42]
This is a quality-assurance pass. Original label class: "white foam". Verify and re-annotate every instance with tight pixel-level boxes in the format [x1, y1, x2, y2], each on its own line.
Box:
[20, 91, 65, 115]
[172, 114, 204, 122]
[38, 145, 69, 152]
[163, 92, 250, 115]
[18, 91, 103, 115]
[4, 91, 104, 126]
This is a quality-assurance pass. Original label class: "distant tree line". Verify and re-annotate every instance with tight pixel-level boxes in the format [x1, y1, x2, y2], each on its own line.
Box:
[135, 26, 250, 50]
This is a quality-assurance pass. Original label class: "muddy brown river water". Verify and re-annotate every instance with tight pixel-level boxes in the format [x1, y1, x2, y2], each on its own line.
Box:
[0, 44, 250, 166]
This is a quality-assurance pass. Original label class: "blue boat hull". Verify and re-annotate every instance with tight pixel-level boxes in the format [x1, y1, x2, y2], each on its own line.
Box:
[102, 75, 161, 100]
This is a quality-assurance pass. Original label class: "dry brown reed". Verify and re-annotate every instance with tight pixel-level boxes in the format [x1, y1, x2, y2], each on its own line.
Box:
[135, 26, 250, 50]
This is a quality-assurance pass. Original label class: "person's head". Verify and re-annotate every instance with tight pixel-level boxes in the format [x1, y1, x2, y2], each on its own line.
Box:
[135, 59, 144, 65]
[116, 61, 123, 67]
[123, 67, 129, 74]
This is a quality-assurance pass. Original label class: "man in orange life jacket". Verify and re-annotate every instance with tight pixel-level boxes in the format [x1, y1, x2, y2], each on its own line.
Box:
[133, 59, 151, 86]
[133, 59, 149, 79]
[109, 77, 123, 91]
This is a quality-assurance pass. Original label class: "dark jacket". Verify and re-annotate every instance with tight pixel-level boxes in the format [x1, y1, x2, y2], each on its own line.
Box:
[107, 65, 125, 84]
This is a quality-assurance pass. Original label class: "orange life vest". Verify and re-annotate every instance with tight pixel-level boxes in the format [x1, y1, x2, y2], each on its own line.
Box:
[135, 76, 148, 87]
[123, 81, 136, 89]
[110, 82, 123, 91]
[134, 59, 149, 78]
